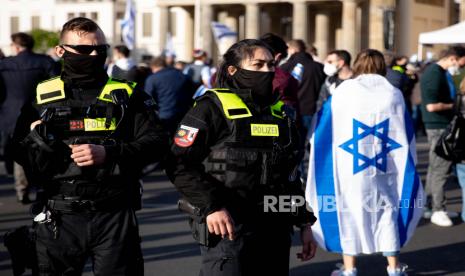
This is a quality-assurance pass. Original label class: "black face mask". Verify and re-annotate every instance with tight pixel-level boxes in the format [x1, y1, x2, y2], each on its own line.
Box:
[231, 68, 276, 106]
[62, 50, 107, 87]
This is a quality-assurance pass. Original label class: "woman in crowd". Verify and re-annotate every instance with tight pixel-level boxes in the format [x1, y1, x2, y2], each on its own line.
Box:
[167, 39, 318, 275]
[306, 49, 423, 276]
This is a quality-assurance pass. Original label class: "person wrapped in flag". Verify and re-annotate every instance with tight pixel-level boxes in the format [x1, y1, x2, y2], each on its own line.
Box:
[306, 49, 424, 276]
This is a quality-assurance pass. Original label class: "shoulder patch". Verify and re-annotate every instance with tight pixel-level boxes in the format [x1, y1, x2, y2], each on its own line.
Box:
[174, 125, 199, 147]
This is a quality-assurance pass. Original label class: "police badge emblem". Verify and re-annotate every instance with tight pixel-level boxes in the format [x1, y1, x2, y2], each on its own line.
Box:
[174, 125, 199, 147]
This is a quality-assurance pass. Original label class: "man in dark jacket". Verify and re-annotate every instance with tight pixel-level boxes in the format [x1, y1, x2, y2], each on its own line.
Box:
[281, 39, 325, 181]
[0, 32, 59, 202]
[145, 56, 194, 135]
[420, 48, 459, 227]
[107, 45, 137, 82]
[260, 33, 299, 112]
[281, 39, 325, 135]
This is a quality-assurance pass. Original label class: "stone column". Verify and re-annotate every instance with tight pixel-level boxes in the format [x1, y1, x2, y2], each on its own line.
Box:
[183, 7, 194, 62]
[368, 0, 395, 51]
[201, 4, 213, 55]
[158, 5, 169, 53]
[342, 0, 357, 58]
[225, 15, 238, 32]
[292, 1, 308, 42]
[315, 11, 330, 60]
[245, 3, 259, 38]
[461, 0, 465, 21]
[218, 11, 228, 24]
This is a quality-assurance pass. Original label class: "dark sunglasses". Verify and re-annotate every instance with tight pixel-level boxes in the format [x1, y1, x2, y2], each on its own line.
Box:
[60, 44, 109, 55]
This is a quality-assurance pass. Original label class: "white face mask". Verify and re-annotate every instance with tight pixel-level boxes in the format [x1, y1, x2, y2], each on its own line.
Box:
[448, 64, 460, 76]
[324, 63, 338, 77]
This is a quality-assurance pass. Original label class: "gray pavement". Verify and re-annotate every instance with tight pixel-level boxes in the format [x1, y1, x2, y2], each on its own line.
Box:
[0, 136, 464, 276]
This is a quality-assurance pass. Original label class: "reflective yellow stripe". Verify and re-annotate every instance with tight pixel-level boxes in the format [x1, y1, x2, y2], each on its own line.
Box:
[209, 89, 252, 119]
[36, 77, 65, 104]
[250, 124, 279, 137]
[98, 78, 136, 103]
[83, 118, 116, 131]
[270, 100, 284, 119]
[392, 65, 405, 74]
[36, 78, 137, 105]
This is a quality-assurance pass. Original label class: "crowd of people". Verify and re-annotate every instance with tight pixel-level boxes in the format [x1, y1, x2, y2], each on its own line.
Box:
[0, 16, 464, 276]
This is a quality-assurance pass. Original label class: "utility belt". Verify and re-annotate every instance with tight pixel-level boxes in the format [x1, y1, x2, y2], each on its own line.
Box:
[47, 197, 97, 212]
[47, 194, 128, 213]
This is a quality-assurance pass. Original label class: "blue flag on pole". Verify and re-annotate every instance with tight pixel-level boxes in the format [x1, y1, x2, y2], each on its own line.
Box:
[121, 0, 135, 50]
[210, 21, 237, 55]
[211, 22, 237, 41]
[306, 74, 424, 255]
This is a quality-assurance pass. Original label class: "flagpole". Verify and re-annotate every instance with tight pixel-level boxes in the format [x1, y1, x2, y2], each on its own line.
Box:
[194, 0, 201, 50]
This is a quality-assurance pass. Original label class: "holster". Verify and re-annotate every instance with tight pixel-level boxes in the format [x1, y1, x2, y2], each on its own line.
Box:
[177, 198, 220, 247]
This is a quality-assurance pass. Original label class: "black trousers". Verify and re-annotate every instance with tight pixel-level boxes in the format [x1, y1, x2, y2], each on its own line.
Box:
[35, 208, 143, 276]
[199, 222, 292, 276]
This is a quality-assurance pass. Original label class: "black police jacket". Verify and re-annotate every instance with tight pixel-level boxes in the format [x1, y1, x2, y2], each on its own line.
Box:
[12, 75, 169, 209]
[0, 50, 59, 134]
[166, 87, 316, 226]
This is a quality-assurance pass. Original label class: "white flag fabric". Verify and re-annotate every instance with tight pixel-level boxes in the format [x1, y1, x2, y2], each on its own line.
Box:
[163, 32, 176, 57]
[210, 22, 237, 55]
[306, 74, 423, 255]
[121, 0, 135, 50]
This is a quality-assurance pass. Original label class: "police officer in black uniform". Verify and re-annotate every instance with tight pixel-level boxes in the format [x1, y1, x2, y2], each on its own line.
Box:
[12, 17, 168, 275]
[167, 39, 317, 276]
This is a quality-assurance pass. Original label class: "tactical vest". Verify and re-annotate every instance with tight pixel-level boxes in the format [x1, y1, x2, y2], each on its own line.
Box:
[35, 77, 136, 182]
[36, 77, 135, 142]
[203, 89, 299, 191]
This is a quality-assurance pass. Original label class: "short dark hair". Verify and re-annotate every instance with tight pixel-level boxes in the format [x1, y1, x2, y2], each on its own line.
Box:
[328, 50, 351, 66]
[60, 17, 101, 41]
[114, 45, 130, 58]
[451, 46, 465, 58]
[392, 55, 408, 67]
[260, 33, 287, 59]
[11, 32, 34, 50]
[150, 56, 167, 68]
[309, 45, 318, 55]
[352, 49, 386, 77]
[438, 47, 462, 60]
[287, 39, 306, 52]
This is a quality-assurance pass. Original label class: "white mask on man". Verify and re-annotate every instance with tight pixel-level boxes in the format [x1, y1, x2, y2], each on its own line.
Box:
[324, 63, 338, 77]
[448, 64, 460, 76]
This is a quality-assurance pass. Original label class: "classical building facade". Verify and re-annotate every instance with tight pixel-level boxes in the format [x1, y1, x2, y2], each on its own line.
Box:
[145, 0, 463, 62]
[0, 0, 126, 56]
[1, 0, 464, 62]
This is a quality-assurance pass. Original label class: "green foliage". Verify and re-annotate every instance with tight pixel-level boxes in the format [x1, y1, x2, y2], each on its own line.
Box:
[30, 29, 60, 54]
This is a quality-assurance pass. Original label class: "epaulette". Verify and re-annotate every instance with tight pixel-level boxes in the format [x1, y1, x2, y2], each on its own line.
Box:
[36, 77, 65, 105]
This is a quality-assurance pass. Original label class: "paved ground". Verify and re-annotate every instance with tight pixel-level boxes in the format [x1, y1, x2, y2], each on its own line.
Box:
[0, 136, 464, 276]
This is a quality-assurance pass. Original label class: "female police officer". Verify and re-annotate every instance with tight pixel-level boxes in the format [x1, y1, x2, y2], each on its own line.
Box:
[167, 39, 317, 275]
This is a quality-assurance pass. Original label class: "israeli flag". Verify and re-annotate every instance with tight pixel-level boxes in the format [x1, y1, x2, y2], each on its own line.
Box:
[121, 0, 135, 50]
[306, 74, 423, 255]
[291, 63, 304, 83]
[211, 22, 237, 55]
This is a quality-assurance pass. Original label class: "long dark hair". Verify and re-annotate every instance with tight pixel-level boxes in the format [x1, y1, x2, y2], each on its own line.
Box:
[216, 39, 274, 88]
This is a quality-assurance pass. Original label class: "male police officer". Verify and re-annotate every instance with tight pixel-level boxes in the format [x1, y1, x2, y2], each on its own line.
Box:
[167, 39, 317, 276]
[13, 17, 168, 275]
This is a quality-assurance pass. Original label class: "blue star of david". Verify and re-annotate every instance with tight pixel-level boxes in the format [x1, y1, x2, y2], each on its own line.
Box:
[339, 119, 402, 174]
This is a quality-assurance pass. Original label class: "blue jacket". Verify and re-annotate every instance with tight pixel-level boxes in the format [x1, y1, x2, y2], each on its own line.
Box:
[145, 67, 194, 120]
[0, 51, 59, 133]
